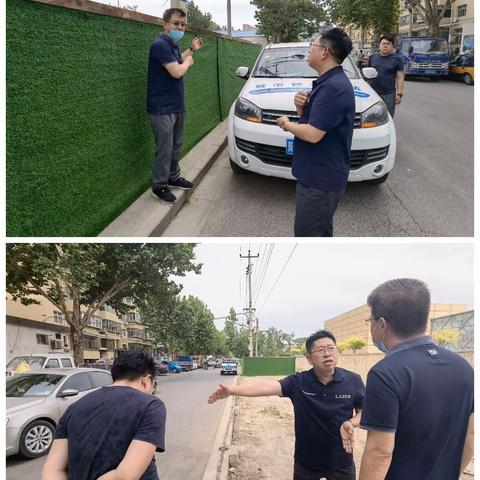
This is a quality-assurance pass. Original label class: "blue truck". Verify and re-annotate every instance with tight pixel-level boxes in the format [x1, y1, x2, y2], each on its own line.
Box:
[397, 36, 450, 78]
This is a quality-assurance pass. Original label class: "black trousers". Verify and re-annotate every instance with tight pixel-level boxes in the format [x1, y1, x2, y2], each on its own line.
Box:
[294, 182, 344, 237]
[293, 461, 356, 480]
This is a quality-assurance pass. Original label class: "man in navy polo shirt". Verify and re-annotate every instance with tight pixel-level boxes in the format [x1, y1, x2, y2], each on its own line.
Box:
[208, 330, 366, 480]
[147, 8, 204, 204]
[276, 28, 355, 237]
[359, 278, 474, 480]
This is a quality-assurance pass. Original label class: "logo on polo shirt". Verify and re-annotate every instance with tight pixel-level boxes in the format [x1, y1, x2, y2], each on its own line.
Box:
[427, 348, 439, 357]
[301, 390, 316, 396]
[335, 394, 352, 399]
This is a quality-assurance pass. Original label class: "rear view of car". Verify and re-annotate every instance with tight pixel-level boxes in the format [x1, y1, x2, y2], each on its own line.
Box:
[228, 42, 396, 184]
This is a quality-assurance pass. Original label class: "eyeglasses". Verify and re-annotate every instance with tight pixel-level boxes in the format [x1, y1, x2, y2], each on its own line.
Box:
[310, 345, 337, 355]
[309, 42, 329, 50]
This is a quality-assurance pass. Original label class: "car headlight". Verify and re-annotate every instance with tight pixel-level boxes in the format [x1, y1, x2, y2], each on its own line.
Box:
[442, 62, 449, 68]
[234, 97, 262, 123]
[411, 62, 418, 68]
[360, 101, 389, 128]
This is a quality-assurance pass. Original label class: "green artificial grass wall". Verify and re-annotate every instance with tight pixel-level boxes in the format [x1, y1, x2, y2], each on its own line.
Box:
[6, 0, 261, 236]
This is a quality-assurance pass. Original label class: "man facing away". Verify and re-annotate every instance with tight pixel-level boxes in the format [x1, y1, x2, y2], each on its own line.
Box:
[359, 278, 474, 480]
[209, 330, 366, 480]
[368, 34, 404, 118]
[147, 8, 204, 204]
[276, 28, 355, 238]
[41, 350, 166, 480]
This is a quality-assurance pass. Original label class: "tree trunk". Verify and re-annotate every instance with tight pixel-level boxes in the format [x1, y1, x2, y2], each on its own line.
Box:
[70, 329, 85, 366]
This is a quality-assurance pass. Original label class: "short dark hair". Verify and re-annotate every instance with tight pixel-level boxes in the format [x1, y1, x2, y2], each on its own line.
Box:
[320, 28, 353, 64]
[305, 330, 337, 353]
[380, 34, 395, 45]
[163, 8, 186, 22]
[111, 350, 156, 382]
[367, 278, 431, 337]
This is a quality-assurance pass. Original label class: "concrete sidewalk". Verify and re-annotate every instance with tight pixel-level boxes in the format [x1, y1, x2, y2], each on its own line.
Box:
[99, 120, 227, 237]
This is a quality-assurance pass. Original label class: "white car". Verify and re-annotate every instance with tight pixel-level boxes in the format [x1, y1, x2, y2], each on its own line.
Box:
[228, 42, 396, 184]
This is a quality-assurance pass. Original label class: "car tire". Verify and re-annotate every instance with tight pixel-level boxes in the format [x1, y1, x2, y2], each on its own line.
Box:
[464, 73, 473, 85]
[230, 158, 249, 174]
[366, 173, 389, 185]
[220, 371, 224, 375]
[19, 420, 55, 459]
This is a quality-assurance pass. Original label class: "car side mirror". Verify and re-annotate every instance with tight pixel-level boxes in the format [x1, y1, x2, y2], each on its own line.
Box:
[58, 389, 79, 398]
[235, 66, 250, 79]
[362, 67, 378, 79]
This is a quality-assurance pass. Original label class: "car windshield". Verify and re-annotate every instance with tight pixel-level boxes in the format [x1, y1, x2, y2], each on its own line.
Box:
[410, 38, 448, 54]
[6, 373, 65, 397]
[7, 356, 46, 372]
[252, 47, 358, 79]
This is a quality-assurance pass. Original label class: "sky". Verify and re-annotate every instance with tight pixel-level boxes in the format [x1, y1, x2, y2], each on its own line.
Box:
[96, 0, 257, 29]
[172, 242, 474, 338]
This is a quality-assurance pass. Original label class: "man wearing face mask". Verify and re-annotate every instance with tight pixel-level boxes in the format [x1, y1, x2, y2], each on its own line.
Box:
[147, 8, 204, 205]
[359, 279, 474, 480]
[41, 350, 166, 480]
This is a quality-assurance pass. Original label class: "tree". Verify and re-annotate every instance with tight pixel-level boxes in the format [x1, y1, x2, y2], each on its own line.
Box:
[251, 0, 327, 42]
[404, 0, 451, 36]
[432, 327, 460, 348]
[187, 1, 220, 30]
[6, 244, 200, 364]
[336, 341, 349, 353]
[212, 330, 228, 356]
[345, 336, 367, 353]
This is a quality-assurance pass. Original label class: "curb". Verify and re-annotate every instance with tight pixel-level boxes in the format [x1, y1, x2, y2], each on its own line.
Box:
[202, 375, 239, 480]
[98, 120, 228, 237]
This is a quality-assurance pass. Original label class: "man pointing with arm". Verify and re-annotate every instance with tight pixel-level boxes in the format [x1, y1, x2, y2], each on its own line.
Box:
[209, 330, 365, 480]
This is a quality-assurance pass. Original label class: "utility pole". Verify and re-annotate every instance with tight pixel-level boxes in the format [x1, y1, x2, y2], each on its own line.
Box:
[227, 0, 232, 37]
[240, 250, 259, 357]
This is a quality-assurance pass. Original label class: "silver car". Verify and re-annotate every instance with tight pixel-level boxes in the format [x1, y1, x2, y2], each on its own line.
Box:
[6, 368, 112, 458]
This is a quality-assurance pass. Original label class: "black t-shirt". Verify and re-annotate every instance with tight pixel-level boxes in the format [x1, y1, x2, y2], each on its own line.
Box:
[279, 368, 365, 471]
[56, 386, 166, 480]
[360, 336, 474, 480]
[368, 53, 404, 94]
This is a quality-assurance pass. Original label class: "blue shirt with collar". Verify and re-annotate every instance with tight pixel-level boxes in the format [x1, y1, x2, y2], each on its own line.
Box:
[367, 52, 404, 95]
[360, 335, 474, 480]
[279, 367, 365, 471]
[147, 34, 185, 114]
[292, 65, 355, 191]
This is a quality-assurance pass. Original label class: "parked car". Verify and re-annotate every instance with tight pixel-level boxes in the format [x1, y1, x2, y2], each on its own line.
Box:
[214, 359, 222, 369]
[154, 360, 168, 376]
[160, 360, 182, 374]
[6, 368, 112, 458]
[229, 42, 396, 184]
[6, 354, 75, 377]
[449, 54, 474, 85]
[220, 359, 238, 376]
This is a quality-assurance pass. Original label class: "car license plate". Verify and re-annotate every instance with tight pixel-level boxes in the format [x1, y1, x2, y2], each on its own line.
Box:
[425, 70, 437, 75]
[286, 139, 294, 156]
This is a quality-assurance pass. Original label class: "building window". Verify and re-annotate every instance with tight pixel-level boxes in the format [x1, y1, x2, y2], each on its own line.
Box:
[53, 311, 64, 325]
[458, 4, 467, 17]
[36, 334, 49, 345]
[400, 15, 410, 26]
[88, 316, 103, 329]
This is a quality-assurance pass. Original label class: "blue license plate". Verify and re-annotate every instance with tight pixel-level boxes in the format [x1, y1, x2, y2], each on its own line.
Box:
[286, 139, 294, 155]
[425, 70, 437, 75]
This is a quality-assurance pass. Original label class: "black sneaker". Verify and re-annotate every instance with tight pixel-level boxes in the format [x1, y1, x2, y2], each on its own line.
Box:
[151, 187, 176, 204]
[168, 177, 193, 190]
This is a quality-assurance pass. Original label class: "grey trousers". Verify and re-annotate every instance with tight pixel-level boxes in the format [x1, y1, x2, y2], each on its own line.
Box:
[294, 182, 344, 237]
[379, 92, 396, 117]
[150, 112, 184, 189]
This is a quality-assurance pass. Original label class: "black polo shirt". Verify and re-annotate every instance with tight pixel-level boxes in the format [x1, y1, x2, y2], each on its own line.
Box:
[292, 66, 355, 191]
[368, 53, 404, 95]
[360, 336, 474, 480]
[279, 368, 365, 471]
[147, 34, 185, 114]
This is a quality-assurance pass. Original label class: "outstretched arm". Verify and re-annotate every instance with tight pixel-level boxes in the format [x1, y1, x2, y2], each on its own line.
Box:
[208, 380, 282, 404]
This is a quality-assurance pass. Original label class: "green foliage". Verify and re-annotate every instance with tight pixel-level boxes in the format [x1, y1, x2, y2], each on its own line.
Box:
[403, 0, 452, 36]
[187, 1, 220, 30]
[345, 336, 367, 353]
[336, 341, 349, 353]
[432, 328, 460, 348]
[6, 0, 261, 235]
[251, 0, 326, 42]
[6, 243, 200, 362]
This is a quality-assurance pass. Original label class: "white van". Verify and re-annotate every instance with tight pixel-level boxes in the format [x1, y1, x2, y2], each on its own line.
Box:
[228, 42, 396, 184]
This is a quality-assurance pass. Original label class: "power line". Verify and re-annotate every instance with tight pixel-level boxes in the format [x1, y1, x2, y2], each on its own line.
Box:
[257, 244, 298, 317]
[254, 244, 274, 306]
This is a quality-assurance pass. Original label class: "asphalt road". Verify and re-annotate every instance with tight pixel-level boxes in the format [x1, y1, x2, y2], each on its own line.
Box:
[163, 78, 473, 237]
[6, 369, 235, 480]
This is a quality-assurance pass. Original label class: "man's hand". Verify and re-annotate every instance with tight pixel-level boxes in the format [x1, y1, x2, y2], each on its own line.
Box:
[294, 91, 309, 109]
[340, 420, 355, 454]
[191, 37, 204, 52]
[208, 384, 232, 404]
[276, 115, 289, 130]
[395, 94, 402, 105]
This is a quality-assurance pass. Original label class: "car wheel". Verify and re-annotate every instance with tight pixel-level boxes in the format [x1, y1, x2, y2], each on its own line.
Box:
[464, 73, 473, 85]
[366, 173, 389, 185]
[220, 371, 224, 375]
[19, 420, 55, 458]
[230, 158, 249, 174]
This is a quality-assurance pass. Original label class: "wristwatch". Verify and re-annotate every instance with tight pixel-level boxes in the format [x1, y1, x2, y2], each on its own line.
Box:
[397, 93, 403, 97]
[188, 46, 195, 53]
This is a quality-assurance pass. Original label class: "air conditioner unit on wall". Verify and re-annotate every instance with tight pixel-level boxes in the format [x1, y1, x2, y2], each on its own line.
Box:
[50, 339, 62, 350]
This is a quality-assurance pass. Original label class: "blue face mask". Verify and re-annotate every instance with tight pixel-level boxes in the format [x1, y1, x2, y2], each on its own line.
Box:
[169, 29, 184, 42]
[372, 320, 388, 353]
